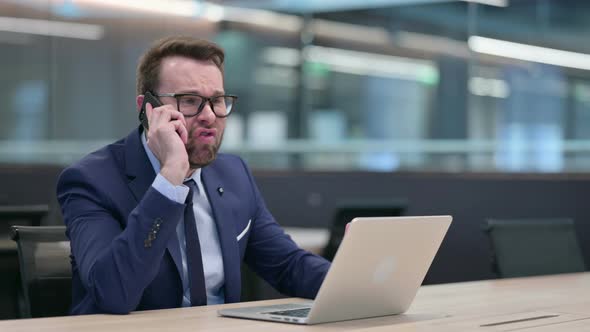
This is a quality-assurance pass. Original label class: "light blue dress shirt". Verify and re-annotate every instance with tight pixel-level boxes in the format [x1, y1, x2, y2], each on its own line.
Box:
[141, 134, 225, 306]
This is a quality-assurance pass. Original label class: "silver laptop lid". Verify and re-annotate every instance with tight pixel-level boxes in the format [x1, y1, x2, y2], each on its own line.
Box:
[307, 215, 452, 324]
[218, 215, 452, 325]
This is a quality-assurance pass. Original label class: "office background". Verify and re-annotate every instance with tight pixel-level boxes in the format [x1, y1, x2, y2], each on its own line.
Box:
[1, 0, 589, 320]
[2, 0, 590, 172]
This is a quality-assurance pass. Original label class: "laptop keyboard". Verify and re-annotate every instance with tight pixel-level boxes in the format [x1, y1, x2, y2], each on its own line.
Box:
[265, 307, 311, 318]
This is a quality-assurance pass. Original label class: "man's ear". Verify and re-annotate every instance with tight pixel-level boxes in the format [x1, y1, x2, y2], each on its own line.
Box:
[136, 95, 144, 113]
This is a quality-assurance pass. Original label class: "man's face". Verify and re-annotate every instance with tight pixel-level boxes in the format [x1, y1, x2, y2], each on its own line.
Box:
[157, 56, 226, 168]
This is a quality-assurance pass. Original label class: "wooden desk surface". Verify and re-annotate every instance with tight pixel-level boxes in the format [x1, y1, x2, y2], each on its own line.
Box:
[1, 272, 589, 331]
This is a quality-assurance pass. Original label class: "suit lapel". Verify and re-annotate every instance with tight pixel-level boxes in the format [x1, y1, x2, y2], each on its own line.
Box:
[124, 127, 183, 281]
[124, 128, 155, 202]
[202, 166, 241, 303]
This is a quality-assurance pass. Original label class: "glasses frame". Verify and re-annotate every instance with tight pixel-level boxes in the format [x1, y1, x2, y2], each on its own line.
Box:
[154, 92, 238, 118]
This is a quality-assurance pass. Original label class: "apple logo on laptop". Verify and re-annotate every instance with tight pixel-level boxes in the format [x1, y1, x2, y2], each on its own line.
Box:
[373, 256, 396, 284]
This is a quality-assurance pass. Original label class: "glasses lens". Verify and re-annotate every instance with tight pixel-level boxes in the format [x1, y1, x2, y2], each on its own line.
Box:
[210, 96, 234, 117]
[220, 96, 235, 116]
[178, 95, 203, 115]
[177, 95, 236, 117]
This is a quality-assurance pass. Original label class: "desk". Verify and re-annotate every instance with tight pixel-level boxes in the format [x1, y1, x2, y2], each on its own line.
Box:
[1, 272, 588, 331]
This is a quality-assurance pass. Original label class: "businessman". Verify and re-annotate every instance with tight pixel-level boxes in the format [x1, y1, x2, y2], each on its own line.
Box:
[57, 36, 330, 315]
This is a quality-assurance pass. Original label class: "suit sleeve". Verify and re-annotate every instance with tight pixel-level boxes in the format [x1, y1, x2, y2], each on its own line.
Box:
[240, 159, 331, 299]
[57, 166, 184, 314]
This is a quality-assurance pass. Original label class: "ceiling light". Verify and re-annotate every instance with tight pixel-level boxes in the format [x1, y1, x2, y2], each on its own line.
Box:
[461, 0, 508, 7]
[469, 36, 590, 71]
[0, 16, 103, 40]
[71, 0, 199, 17]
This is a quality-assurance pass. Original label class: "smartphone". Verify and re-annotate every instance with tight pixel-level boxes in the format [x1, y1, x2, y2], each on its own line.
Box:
[139, 91, 162, 130]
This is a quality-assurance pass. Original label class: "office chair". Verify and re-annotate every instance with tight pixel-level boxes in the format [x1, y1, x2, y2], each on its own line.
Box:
[0, 204, 50, 227]
[10, 225, 71, 318]
[322, 199, 407, 261]
[484, 218, 587, 278]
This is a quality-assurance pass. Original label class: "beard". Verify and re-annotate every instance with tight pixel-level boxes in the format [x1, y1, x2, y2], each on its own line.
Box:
[185, 129, 224, 169]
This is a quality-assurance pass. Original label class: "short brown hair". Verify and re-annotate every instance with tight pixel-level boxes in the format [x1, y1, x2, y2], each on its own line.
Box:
[136, 36, 225, 95]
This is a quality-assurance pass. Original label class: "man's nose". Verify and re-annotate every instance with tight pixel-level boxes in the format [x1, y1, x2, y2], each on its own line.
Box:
[196, 101, 216, 123]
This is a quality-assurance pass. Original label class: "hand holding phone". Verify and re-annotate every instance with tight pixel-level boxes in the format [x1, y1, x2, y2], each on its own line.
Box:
[139, 91, 162, 130]
[140, 91, 190, 185]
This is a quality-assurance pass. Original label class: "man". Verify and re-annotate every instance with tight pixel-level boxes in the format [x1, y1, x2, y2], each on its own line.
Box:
[57, 36, 330, 315]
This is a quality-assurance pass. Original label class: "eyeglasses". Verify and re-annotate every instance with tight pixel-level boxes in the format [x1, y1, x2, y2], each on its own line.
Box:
[154, 92, 238, 118]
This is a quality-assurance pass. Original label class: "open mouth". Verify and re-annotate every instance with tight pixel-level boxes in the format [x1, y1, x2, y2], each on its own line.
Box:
[199, 131, 214, 137]
[193, 128, 217, 143]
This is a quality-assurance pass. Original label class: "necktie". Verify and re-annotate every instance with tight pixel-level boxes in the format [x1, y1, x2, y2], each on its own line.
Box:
[183, 179, 207, 306]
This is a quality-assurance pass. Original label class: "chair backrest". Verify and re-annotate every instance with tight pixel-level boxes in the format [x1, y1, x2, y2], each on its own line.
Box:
[484, 218, 587, 278]
[10, 225, 71, 318]
[0, 204, 49, 227]
[322, 199, 407, 261]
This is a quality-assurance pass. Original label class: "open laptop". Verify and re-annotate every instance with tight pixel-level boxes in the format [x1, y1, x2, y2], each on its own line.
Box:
[218, 215, 452, 325]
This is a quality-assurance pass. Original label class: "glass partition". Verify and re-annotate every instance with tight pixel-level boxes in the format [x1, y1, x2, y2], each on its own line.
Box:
[0, 0, 589, 172]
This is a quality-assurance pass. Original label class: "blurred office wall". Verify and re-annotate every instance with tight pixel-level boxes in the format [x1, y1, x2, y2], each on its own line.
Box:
[0, 0, 589, 172]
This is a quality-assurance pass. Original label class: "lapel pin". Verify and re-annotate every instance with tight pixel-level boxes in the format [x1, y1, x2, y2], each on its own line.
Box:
[217, 187, 224, 196]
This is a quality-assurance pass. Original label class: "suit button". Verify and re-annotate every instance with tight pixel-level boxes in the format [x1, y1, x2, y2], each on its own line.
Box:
[145, 218, 163, 248]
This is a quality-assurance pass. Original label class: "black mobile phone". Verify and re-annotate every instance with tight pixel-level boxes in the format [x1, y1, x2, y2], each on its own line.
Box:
[139, 91, 162, 130]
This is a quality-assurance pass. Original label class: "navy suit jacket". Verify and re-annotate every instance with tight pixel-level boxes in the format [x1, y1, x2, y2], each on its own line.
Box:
[57, 128, 330, 315]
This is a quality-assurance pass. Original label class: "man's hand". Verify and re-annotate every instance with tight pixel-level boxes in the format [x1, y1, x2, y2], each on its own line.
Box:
[145, 102, 189, 185]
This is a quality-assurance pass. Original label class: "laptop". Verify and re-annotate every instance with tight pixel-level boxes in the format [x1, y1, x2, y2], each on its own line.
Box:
[218, 215, 452, 325]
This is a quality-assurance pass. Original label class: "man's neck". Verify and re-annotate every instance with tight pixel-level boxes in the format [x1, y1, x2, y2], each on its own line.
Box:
[186, 168, 197, 179]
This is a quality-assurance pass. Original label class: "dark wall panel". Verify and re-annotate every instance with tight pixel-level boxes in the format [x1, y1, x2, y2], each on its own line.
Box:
[0, 166, 588, 289]
[254, 171, 590, 284]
